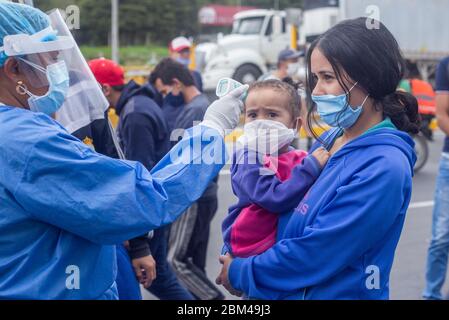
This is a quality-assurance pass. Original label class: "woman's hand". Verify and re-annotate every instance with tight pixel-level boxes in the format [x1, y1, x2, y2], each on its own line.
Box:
[216, 253, 243, 297]
[311, 147, 330, 168]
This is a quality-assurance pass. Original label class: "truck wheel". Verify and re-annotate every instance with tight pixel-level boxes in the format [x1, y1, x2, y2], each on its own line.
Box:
[414, 133, 429, 173]
[233, 64, 262, 85]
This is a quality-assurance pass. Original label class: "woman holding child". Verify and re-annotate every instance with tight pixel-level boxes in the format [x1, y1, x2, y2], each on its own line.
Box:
[216, 18, 420, 300]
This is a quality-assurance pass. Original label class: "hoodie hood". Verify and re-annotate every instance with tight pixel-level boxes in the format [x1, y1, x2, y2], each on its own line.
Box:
[115, 81, 162, 115]
[320, 127, 417, 175]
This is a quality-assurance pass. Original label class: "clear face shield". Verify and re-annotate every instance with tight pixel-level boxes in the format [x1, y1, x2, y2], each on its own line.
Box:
[48, 9, 109, 133]
[16, 50, 69, 89]
[5, 26, 73, 90]
[1, 9, 109, 133]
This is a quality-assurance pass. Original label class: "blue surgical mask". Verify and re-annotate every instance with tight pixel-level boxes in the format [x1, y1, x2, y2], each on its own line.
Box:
[312, 82, 369, 129]
[19, 59, 70, 115]
[176, 57, 190, 67]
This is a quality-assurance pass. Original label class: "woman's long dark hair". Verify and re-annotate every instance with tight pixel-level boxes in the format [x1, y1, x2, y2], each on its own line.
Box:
[306, 17, 420, 140]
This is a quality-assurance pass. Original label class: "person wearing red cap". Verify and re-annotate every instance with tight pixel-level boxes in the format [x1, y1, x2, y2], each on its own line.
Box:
[88, 58, 151, 300]
[169, 36, 203, 92]
[68, 59, 124, 160]
[89, 58, 127, 102]
[89, 58, 195, 300]
[169, 37, 192, 66]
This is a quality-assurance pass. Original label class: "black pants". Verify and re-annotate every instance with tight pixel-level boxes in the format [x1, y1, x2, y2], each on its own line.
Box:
[168, 196, 224, 300]
[186, 197, 218, 272]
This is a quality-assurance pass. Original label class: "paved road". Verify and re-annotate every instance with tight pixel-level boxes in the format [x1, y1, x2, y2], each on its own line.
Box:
[144, 132, 449, 300]
[389, 132, 448, 299]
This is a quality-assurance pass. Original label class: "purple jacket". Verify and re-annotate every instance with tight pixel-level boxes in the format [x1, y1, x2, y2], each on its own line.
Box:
[222, 148, 322, 257]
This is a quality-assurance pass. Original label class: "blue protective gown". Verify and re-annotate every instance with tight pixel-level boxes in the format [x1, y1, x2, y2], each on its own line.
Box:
[0, 105, 226, 299]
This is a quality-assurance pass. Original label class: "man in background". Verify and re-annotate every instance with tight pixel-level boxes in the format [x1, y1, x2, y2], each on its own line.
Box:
[259, 48, 303, 81]
[424, 55, 449, 300]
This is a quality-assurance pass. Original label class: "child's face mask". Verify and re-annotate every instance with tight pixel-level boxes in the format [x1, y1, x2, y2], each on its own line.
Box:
[238, 119, 296, 155]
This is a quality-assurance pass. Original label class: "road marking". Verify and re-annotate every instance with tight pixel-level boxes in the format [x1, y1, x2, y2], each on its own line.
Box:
[220, 169, 231, 176]
[216, 177, 436, 211]
[408, 201, 434, 209]
[220, 168, 436, 209]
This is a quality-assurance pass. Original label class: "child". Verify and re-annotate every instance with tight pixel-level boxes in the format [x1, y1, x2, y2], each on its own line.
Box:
[222, 79, 329, 258]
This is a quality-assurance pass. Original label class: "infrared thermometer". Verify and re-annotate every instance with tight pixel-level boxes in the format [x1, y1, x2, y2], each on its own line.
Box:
[216, 78, 248, 101]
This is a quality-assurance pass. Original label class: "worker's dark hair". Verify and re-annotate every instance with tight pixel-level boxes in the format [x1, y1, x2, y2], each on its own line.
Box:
[149, 57, 195, 86]
[111, 85, 125, 92]
[248, 77, 304, 119]
[306, 17, 420, 139]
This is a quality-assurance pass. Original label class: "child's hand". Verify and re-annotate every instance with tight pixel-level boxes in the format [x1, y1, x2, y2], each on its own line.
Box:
[312, 147, 330, 168]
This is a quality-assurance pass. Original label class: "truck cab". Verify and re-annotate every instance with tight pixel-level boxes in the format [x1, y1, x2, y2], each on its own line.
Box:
[299, 0, 340, 45]
[198, 10, 291, 91]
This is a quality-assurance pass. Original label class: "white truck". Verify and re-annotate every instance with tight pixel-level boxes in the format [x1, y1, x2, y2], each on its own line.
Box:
[196, 9, 301, 91]
[197, 0, 449, 91]
[299, 0, 449, 81]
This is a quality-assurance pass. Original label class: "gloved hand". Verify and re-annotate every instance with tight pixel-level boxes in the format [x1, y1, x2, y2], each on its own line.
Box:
[201, 84, 249, 137]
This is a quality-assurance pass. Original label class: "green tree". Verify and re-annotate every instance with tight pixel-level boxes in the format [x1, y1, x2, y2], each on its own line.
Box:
[33, 0, 304, 46]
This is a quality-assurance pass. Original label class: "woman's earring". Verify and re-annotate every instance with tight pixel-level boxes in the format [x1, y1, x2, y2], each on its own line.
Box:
[16, 81, 28, 96]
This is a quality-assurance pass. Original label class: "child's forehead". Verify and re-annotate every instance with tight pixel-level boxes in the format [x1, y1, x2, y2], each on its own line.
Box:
[246, 87, 289, 107]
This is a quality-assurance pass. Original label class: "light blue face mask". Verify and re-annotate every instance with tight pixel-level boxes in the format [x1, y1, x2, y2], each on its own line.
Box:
[176, 57, 190, 67]
[312, 82, 369, 129]
[18, 59, 70, 115]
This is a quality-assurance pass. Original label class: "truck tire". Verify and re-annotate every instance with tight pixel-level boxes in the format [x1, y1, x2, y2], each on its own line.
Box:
[233, 64, 262, 85]
[413, 133, 429, 173]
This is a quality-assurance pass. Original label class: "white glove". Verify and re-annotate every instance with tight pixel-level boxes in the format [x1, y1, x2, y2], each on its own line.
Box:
[201, 84, 249, 137]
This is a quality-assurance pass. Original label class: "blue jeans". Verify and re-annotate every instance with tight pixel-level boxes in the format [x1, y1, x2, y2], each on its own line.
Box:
[424, 154, 449, 300]
[146, 225, 194, 300]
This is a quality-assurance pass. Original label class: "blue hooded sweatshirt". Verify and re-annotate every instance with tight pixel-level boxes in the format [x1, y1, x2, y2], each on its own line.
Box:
[116, 81, 170, 172]
[228, 125, 416, 300]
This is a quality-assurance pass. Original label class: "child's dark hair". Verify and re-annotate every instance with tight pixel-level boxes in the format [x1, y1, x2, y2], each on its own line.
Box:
[248, 77, 304, 119]
[306, 17, 420, 138]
